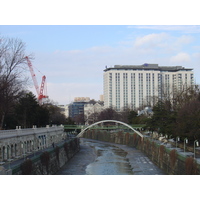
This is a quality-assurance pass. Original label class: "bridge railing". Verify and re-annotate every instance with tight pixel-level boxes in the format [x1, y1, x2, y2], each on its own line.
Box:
[0, 126, 64, 139]
[64, 124, 145, 130]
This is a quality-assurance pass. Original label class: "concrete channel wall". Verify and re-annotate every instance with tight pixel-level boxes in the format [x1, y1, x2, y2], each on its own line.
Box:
[0, 137, 80, 175]
[82, 130, 200, 175]
[14, 138, 80, 175]
[0, 126, 66, 163]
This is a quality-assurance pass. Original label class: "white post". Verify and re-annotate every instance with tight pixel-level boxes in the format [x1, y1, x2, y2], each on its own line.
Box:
[194, 140, 199, 159]
[176, 136, 180, 149]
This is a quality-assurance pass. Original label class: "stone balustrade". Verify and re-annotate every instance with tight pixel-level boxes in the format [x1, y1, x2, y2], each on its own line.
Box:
[0, 125, 66, 163]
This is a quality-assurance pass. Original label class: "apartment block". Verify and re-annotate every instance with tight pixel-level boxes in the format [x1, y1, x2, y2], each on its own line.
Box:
[104, 64, 194, 110]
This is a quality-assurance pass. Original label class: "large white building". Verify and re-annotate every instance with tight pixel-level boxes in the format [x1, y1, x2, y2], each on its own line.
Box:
[104, 64, 194, 110]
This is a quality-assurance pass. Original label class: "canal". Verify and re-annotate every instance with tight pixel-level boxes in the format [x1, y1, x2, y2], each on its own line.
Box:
[57, 138, 165, 175]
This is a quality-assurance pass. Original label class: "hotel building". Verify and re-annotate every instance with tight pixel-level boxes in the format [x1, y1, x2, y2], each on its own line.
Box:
[104, 64, 194, 110]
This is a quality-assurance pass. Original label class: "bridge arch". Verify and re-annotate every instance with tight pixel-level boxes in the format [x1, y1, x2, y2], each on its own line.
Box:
[76, 120, 143, 138]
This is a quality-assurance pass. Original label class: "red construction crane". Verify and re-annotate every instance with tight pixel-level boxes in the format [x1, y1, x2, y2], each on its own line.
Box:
[25, 56, 48, 105]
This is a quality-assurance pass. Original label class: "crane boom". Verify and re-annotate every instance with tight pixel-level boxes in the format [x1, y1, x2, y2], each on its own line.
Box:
[25, 56, 48, 104]
[25, 56, 40, 96]
[38, 75, 46, 100]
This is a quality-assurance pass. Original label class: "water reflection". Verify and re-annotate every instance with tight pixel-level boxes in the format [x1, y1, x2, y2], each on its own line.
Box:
[85, 141, 134, 175]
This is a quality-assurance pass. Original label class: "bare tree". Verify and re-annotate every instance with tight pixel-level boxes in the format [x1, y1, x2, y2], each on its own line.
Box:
[176, 99, 200, 140]
[0, 37, 29, 129]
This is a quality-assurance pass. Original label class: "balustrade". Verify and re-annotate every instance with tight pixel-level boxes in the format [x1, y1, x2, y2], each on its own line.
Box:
[0, 125, 64, 162]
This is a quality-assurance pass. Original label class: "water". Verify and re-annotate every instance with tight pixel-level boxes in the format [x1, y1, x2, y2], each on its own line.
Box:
[85, 141, 134, 175]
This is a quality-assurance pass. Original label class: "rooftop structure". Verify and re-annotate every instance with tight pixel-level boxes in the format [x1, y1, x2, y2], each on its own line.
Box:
[104, 63, 193, 72]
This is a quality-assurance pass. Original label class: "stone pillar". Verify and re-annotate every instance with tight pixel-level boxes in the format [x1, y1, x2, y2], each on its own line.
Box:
[0, 147, 2, 162]
[21, 142, 24, 158]
[4, 146, 7, 160]
[18, 142, 22, 157]
[11, 145, 14, 158]
[38, 137, 41, 150]
[25, 141, 28, 153]
[7, 145, 11, 160]
[31, 140, 34, 152]
[14, 144, 17, 157]
[27, 141, 30, 152]
[15, 142, 20, 157]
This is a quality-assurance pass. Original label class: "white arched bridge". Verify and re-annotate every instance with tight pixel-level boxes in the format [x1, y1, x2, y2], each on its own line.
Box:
[76, 120, 144, 138]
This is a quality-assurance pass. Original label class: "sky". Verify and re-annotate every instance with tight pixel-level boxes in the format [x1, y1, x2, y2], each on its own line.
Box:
[0, 1, 200, 106]
[1, 25, 200, 105]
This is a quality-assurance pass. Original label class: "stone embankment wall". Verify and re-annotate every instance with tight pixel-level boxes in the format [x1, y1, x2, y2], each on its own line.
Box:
[83, 130, 200, 175]
[12, 138, 80, 175]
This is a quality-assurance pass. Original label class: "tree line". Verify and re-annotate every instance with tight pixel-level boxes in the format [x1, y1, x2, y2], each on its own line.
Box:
[73, 85, 200, 143]
[146, 85, 200, 142]
[0, 35, 66, 129]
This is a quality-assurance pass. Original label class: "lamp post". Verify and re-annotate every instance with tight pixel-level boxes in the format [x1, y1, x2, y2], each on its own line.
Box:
[194, 140, 199, 159]
[176, 136, 180, 149]
[184, 138, 188, 155]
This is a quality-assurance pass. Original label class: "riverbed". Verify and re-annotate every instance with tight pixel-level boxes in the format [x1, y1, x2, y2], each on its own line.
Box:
[57, 138, 165, 175]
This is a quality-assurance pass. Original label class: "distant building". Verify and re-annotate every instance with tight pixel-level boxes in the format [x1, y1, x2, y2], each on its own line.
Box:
[68, 97, 90, 119]
[99, 95, 104, 101]
[67, 97, 104, 124]
[74, 97, 90, 102]
[58, 105, 69, 118]
[104, 64, 194, 110]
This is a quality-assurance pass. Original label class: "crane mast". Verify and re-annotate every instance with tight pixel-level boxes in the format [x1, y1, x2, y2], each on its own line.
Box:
[25, 56, 48, 105]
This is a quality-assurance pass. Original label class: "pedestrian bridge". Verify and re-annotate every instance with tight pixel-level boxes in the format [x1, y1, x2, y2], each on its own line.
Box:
[76, 120, 144, 138]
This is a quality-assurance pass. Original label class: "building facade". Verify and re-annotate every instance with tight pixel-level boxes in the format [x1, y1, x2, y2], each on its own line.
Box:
[58, 105, 69, 118]
[68, 97, 91, 120]
[68, 101, 87, 119]
[104, 64, 194, 110]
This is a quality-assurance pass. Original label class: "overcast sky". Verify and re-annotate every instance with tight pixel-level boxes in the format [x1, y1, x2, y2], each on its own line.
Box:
[0, 1, 200, 105]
